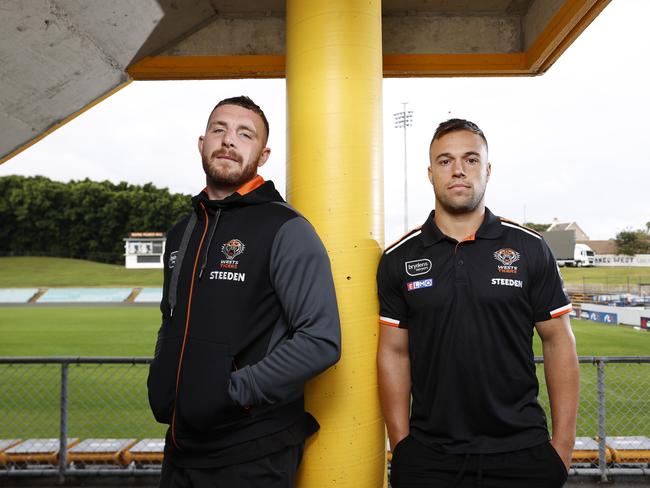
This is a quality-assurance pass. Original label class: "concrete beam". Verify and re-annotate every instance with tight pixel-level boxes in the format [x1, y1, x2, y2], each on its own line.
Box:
[383, 15, 521, 54]
[525, 0, 565, 50]
[0, 1, 128, 156]
[162, 13, 522, 56]
[163, 16, 285, 56]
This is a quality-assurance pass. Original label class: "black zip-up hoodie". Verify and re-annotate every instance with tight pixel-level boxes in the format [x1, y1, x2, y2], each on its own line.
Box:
[147, 177, 341, 463]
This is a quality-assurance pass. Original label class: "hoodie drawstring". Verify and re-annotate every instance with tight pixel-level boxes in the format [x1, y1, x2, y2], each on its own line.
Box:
[198, 207, 221, 279]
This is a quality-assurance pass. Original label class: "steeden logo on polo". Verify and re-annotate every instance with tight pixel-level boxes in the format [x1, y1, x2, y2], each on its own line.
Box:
[405, 258, 432, 276]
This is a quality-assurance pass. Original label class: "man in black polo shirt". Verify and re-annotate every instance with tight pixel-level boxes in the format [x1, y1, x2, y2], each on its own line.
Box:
[377, 119, 579, 487]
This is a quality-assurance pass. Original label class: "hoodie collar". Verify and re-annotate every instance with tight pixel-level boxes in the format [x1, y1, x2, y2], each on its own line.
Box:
[233, 175, 265, 196]
[192, 176, 284, 212]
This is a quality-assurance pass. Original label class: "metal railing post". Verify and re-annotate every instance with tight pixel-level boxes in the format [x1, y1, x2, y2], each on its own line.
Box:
[597, 359, 608, 483]
[58, 362, 69, 483]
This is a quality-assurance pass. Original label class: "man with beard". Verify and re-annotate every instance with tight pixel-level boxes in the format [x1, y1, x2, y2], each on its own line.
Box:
[377, 119, 579, 487]
[148, 96, 341, 487]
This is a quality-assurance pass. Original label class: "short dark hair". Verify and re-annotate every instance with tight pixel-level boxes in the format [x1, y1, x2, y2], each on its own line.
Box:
[431, 118, 488, 151]
[207, 96, 270, 140]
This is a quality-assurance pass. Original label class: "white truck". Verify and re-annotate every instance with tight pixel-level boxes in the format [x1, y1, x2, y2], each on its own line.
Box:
[572, 243, 595, 267]
[541, 230, 595, 267]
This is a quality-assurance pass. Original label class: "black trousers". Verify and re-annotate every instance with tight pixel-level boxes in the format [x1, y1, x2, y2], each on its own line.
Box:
[390, 435, 568, 488]
[159, 444, 303, 488]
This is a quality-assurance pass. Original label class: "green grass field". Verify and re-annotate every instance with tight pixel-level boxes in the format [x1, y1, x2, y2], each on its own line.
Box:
[560, 266, 650, 285]
[1, 257, 648, 288]
[0, 306, 163, 438]
[0, 257, 163, 287]
[0, 306, 159, 356]
[2, 307, 648, 358]
[1, 306, 649, 439]
[0, 256, 649, 442]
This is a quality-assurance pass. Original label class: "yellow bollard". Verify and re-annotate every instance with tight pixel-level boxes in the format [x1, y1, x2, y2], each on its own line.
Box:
[286, 1, 385, 487]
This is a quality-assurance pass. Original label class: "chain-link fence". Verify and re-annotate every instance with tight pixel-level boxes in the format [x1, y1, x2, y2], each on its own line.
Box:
[535, 357, 650, 482]
[0, 357, 649, 481]
[0, 357, 164, 479]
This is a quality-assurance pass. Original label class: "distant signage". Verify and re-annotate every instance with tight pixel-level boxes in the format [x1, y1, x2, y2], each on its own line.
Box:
[642, 317, 649, 330]
[129, 232, 165, 238]
[582, 310, 618, 324]
[594, 254, 650, 267]
[570, 305, 582, 319]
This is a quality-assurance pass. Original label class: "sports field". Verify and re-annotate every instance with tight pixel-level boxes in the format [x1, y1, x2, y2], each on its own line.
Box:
[0, 257, 163, 287]
[2, 306, 649, 357]
[1, 306, 649, 439]
[560, 266, 650, 286]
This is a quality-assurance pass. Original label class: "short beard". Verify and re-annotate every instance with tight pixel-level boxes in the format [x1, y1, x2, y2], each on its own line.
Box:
[202, 151, 258, 189]
[436, 187, 486, 215]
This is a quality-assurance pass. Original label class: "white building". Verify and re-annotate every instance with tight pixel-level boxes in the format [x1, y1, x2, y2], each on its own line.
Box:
[124, 232, 166, 269]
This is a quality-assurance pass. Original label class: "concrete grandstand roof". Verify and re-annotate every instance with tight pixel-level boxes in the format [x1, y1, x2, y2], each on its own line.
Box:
[1, 0, 610, 163]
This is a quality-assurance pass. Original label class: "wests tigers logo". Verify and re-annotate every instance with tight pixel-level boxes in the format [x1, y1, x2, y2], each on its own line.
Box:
[493, 248, 520, 266]
[222, 239, 245, 260]
[494, 248, 520, 274]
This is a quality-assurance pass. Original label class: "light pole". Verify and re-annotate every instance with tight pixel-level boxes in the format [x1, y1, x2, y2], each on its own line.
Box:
[394, 103, 413, 233]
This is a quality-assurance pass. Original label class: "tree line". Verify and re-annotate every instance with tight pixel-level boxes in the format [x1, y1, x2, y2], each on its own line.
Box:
[0, 175, 191, 264]
[524, 222, 650, 255]
[2, 175, 648, 263]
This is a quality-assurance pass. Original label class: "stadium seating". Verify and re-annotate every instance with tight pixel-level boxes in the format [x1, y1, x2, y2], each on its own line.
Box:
[0, 440, 21, 466]
[605, 436, 650, 464]
[120, 438, 164, 465]
[0, 288, 38, 303]
[38, 288, 132, 303]
[0, 438, 163, 469]
[68, 438, 137, 466]
[133, 287, 163, 303]
[1, 435, 647, 471]
[4, 438, 79, 465]
[572, 436, 612, 464]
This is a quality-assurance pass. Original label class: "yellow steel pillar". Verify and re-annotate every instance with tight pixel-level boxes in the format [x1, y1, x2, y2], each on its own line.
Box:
[286, 1, 385, 487]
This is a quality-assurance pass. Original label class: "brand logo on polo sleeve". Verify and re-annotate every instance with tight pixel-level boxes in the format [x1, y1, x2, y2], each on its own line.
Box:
[169, 251, 178, 269]
[494, 248, 520, 274]
[405, 258, 432, 276]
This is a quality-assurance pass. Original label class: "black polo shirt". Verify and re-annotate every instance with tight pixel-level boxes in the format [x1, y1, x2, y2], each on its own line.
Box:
[377, 208, 571, 454]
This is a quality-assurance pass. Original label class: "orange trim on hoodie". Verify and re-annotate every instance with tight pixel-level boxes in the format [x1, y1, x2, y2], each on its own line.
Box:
[171, 202, 210, 449]
[235, 175, 265, 196]
[199, 175, 264, 199]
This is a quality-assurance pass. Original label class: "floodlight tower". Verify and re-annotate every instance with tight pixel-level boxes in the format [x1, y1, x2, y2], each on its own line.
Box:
[394, 103, 413, 233]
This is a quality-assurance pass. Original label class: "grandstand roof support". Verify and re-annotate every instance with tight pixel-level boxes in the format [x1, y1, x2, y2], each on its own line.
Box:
[286, 1, 385, 486]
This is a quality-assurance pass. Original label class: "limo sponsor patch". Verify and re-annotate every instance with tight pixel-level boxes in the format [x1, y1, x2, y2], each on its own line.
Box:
[405, 258, 432, 276]
[407, 278, 433, 291]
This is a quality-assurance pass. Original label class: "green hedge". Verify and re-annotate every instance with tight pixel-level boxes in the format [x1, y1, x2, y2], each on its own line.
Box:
[0, 175, 191, 263]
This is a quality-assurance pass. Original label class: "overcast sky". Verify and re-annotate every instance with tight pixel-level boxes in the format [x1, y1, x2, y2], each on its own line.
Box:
[1, 0, 648, 243]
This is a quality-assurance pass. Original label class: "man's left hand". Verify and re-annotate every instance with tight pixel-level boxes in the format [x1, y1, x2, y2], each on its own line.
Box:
[550, 438, 572, 472]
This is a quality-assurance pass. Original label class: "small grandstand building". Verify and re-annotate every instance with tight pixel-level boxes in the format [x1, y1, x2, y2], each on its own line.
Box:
[123, 232, 165, 269]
